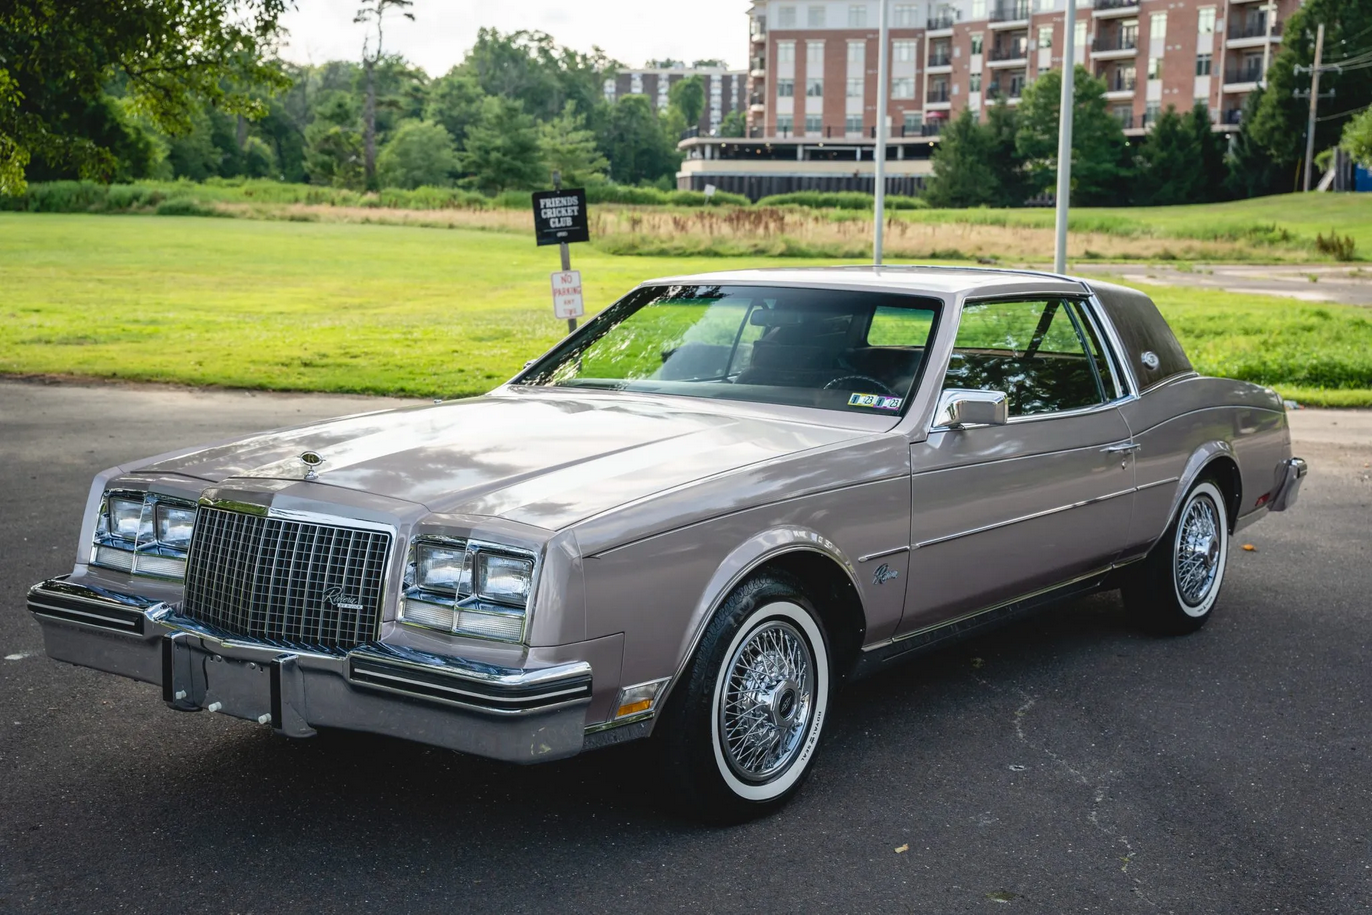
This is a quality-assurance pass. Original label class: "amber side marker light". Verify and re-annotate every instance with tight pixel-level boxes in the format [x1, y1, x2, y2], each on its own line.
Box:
[613, 677, 671, 720]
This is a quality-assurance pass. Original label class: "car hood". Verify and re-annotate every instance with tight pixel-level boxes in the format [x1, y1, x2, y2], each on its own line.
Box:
[137, 392, 863, 530]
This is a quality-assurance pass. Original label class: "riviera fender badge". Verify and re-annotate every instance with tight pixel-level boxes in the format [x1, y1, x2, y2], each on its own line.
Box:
[299, 451, 325, 481]
[873, 563, 899, 586]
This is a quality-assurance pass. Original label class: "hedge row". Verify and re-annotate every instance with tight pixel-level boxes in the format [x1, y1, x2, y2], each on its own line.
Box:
[1, 179, 899, 214]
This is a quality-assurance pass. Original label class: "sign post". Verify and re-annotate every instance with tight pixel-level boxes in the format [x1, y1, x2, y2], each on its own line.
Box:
[532, 172, 590, 333]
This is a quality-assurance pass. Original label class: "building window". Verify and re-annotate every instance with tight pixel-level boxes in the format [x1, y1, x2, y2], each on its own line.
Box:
[970, 72, 983, 91]
[1197, 7, 1216, 34]
[1038, 25, 1053, 49]
[972, 0, 986, 19]
[891, 76, 915, 98]
[777, 41, 796, 63]
[971, 33, 984, 55]
[1150, 13, 1167, 45]
[807, 40, 825, 66]
[1075, 21, 1087, 51]
[894, 40, 917, 63]
[848, 40, 866, 67]
[849, 4, 867, 27]
[807, 77, 824, 97]
[603, 78, 616, 103]
[893, 4, 917, 26]
[1148, 56, 1161, 80]
[778, 78, 795, 97]
[1036, 0, 1055, 10]
[777, 5, 796, 28]
[1195, 53, 1212, 76]
[777, 114, 794, 134]
[808, 5, 826, 27]
[805, 113, 822, 132]
[847, 77, 864, 97]
[846, 114, 864, 133]
[903, 111, 923, 132]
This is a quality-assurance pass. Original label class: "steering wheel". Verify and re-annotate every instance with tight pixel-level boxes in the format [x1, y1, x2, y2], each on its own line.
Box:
[823, 375, 895, 396]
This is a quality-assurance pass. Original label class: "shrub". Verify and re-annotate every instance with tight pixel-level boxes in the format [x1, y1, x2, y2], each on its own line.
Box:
[755, 190, 926, 210]
[154, 198, 224, 217]
[1315, 230, 1356, 261]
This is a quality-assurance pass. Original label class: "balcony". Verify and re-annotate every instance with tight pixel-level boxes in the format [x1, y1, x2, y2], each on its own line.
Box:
[1222, 108, 1244, 125]
[1114, 111, 1136, 128]
[1091, 34, 1138, 58]
[1228, 19, 1283, 41]
[989, 43, 1029, 64]
[927, 14, 957, 31]
[927, 87, 951, 104]
[1093, 0, 1140, 18]
[1223, 64, 1263, 87]
[1103, 73, 1138, 97]
[929, 52, 952, 67]
[989, 1, 1030, 26]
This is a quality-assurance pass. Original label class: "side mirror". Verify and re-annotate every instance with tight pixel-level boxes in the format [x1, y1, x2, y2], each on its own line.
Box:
[934, 389, 1009, 429]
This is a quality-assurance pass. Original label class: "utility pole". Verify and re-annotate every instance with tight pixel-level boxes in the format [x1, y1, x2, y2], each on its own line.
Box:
[873, 0, 890, 265]
[1302, 22, 1325, 193]
[1053, 0, 1076, 274]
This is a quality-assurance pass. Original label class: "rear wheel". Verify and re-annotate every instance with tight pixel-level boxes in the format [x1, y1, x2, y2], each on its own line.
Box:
[660, 572, 831, 823]
[1124, 478, 1230, 635]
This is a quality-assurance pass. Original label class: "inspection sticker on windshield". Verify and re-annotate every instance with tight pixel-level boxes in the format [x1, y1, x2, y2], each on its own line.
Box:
[848, 393, 903, 411]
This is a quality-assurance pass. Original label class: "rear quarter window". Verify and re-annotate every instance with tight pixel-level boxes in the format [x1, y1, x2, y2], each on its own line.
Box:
[1090, 281, 1193, 391]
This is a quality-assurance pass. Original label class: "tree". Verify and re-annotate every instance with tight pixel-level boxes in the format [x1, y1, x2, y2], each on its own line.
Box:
[1016, 65, 1132, 205]
[461, 29, 618, 124]
[669, 76, 706, 127]
[539, 103, 609, 186]
[1187, 102, 1228, 202]
[304, 91, 364, 188]
[719, 109, 746, 137]
[425, 70, 486, 148]
[354, 0, 415, 190]
[459, 96, 545, 193]
[0, 0, 290, 194]
[1225, 88, 1288, 199]
[377, 119, 458, 188]
[923, 110, 1001, 207]
[1342, 107, 1372, 168]
[1133, 105, 1199, 205]
[1247, 0, 1372, 189]
[983, 99, 1030, 206]
[601, 94, 679, 185]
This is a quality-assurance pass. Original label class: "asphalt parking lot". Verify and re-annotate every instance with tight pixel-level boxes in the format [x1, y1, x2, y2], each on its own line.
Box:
[1, 379, 1368, 915]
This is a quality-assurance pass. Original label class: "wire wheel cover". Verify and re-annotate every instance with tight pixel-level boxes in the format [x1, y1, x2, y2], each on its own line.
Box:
[1175, 494, 1222, 606]
[718, 619, 815, 782]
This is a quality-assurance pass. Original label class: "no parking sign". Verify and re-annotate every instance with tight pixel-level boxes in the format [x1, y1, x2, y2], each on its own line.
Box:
[550, 270, 584, 320]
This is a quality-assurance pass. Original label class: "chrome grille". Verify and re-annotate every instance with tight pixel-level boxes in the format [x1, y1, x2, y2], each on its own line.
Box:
[181, 507, 392, 654]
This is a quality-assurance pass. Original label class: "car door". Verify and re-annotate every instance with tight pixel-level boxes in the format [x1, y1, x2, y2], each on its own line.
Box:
[896, 296, 1136, 636]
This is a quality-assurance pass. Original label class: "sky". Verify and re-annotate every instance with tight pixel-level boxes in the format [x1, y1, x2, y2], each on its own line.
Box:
[277, 0, 751, 76]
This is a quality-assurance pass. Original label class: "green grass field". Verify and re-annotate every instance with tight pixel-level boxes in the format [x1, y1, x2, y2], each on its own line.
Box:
[1, 212, 1369, 405]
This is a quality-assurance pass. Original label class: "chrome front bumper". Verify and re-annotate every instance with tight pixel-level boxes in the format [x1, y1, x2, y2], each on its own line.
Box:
[28, 577, 594, 763]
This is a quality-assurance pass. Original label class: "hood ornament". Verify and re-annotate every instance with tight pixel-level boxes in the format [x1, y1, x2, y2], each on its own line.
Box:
[299, 451, 325, 481]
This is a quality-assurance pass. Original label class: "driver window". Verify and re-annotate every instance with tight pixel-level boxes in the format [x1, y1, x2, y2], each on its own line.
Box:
[943, 298, 1106, 416]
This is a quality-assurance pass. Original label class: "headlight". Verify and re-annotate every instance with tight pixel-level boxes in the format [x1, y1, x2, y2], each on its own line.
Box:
[400, 539, 535, 643]
[91, 491, 198, 580]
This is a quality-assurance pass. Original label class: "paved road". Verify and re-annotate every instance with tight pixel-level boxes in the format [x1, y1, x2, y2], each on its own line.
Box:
[2, 380, 1369, 915]
[1073, 263, 1372, 307]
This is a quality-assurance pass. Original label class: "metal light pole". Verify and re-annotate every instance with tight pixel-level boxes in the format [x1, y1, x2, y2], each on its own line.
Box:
[1302, 22, 1325, 193]
[873, 0, 890, 264]
[1053, 0, 1076, 274]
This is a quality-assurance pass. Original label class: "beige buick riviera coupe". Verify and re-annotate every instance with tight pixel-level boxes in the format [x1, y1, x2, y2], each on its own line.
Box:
[29, 267, 1305, 820]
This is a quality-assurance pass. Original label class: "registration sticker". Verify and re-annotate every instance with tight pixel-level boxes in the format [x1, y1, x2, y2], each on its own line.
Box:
[848, 393, 903, 411]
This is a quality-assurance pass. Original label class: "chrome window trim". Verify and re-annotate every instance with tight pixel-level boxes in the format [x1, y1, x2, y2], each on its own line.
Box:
[1070, 298, 1127, 402]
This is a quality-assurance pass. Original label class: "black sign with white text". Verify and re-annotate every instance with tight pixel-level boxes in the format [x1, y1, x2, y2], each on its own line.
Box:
[532, 188, 590, 246]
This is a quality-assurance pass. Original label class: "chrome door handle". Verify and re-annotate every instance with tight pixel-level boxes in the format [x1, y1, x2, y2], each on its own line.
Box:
[1103, 442, 1142, 454]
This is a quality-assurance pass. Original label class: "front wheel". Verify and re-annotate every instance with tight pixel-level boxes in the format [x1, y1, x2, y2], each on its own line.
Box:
[660, 572, 832, 822]
[1123, 478, 1230, 635]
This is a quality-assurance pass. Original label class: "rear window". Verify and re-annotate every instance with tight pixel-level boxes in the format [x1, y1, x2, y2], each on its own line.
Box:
[1091, 283, 1192, 390]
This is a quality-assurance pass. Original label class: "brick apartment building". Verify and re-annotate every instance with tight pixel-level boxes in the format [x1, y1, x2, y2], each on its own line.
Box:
[604, 64, 750, 135]
[676, 0, 1293, 198]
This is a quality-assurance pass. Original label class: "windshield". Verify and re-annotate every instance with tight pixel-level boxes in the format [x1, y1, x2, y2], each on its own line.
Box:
[515, 284, 942, 415]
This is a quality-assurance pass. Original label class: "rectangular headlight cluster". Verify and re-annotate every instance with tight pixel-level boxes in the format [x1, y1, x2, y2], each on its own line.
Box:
[91, 491, 197, 580]
[399, 538, 535, 643]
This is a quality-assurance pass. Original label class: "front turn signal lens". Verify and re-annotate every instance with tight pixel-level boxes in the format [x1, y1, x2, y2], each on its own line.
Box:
[613, 677, 671, 720]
